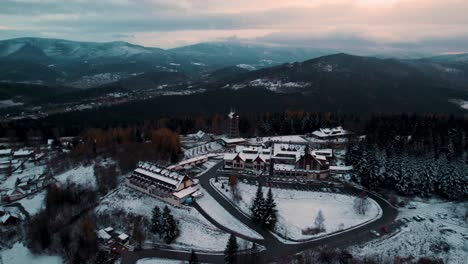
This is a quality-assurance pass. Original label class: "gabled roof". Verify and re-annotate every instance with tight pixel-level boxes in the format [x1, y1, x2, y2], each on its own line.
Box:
[311, 127, 350, 138]
[195, 130, 206, 139]
[0, 149, 12, 155]
[134, 162, 189, 188]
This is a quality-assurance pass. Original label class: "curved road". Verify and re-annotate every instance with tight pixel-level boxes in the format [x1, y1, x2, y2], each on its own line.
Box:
[122, 162, 398, 264]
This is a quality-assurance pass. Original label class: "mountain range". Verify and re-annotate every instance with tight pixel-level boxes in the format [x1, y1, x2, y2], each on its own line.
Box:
[1, 37, 468, 113]
[0, 37, 331, 88]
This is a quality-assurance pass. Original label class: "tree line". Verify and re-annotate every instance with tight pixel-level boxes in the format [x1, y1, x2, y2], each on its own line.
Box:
[346, 115, 468, 200]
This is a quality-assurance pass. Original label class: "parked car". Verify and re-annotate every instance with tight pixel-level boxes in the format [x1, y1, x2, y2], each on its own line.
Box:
[242, 179, 248, 184]
[381, 226, 390, 234]
[370, 230, 380, 237]
[437, 213, 448, 220]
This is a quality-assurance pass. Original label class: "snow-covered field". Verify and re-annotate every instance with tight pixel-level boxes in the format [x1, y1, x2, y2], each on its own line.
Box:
[0, 162, 46, 190]
[213, 179, 381, 240]
[54, 165, 96, 188]
[0, 242, 62, 264]
[351, 199, 468, 263]
[96, 185, 233, 251]
[136, 258, 186, 264]
[18, 191, 46, 216]
[137, 258, 211, 264]
[196, 186, 263, 240]
[0, 100, 23, 109]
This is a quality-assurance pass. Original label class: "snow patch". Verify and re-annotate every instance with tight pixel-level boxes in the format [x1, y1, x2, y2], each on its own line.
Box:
[213, 180, 381, 241]
[18, 191, 46, 216]
[0, 242, 62, 264]
[236, 64, 256, 71]
[55, 165, 96, 189]
[196, 186, 263, 240]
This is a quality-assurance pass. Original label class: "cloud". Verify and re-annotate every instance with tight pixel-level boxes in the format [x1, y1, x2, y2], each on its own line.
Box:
[0, 0, 467, 53]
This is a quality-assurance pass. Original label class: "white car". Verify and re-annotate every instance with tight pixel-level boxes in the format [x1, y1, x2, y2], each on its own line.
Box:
[370, 230, 380, 237]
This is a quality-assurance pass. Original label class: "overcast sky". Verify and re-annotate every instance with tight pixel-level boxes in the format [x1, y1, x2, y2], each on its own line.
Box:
[1, 0, 468, 54]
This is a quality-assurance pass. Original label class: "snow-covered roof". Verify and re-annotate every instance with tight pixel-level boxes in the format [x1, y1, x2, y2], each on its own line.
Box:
[173, 186, 198, 199]
[169, 153, 216, 168]
[221, 137, 245, 144]
[98, 229, 112, 240]
[0, 214, 12, 224]
[272, 143, 305, 162]
[224, 146, 271, 162]
[134, 162, 187, 188]
[0, 149, 12, 155]
[228, 110, 238, 119]
[312, 149, 333, 157]
[311, 127, 350, 138]
[329, 165, 353, 171]
[13, 150, 34, 157]
[104, 227, 114, 233]
[264, 135, 308, 144]
[194, 130, 206, 139]
[118, 233, 129, 241]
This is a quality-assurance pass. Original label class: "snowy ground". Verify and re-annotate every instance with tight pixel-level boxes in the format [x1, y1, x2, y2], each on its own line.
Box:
[193, 160, 221, 177]
[196, 186, 263, 240]
[136, 258, 211, 264]
[96, 185, 235, 251]
[213, 179, 381, 240]
[54, 165, 96, 189]
[0, 161, 45, 190]
[0, 242, 62, 264]
[136, 258, 186, 264]
[17, 191, 46, 216]
[351, 198, 468, 263]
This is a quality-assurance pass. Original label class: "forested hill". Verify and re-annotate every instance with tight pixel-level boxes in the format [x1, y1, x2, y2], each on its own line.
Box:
[347, 115, 468, 200]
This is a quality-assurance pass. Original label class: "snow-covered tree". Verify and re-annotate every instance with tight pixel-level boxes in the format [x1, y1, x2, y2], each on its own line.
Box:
[314, 210, 325, 232]
[250, 183, 265, 223]
[353, 192, 371, 215]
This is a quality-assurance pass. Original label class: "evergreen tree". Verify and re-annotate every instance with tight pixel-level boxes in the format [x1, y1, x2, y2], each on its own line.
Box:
[224, 234, 238, 264]
[150, 206, 162, 234]
[263, 188, 277, 229]
[161, 206, 179, 244]
[250, 183, 265, 223]
[189, 249, 199, 264]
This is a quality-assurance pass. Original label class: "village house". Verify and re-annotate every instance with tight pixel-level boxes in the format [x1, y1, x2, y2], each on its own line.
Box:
[224, 143, 330, 179]
[0, 207, 23, 225]
[126, 161, 198, 206]
[193, 130, 211, 142]
[13, 149, 34, 160]
[0, 148, 12, 158]
[309, 127, 352, 146]
[220, 137, 246, 148]
[224, 146, 272, 171]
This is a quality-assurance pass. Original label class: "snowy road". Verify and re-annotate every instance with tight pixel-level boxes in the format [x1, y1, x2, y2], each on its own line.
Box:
[122, 163, 399, 264]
